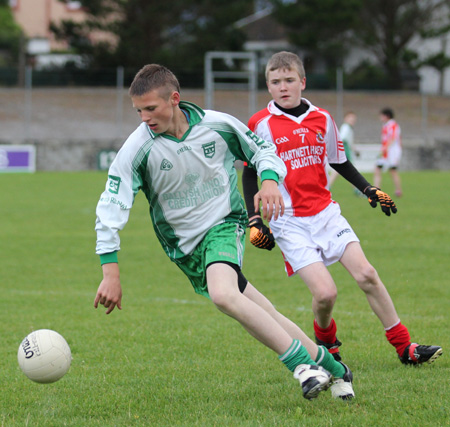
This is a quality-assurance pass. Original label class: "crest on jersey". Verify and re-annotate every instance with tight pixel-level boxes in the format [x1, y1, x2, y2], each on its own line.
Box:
[316, 131, 325, 143]
[202, 141, 216, 158]
[108, 175, 121, 194]
[185, 172, 200, 187]
[160, 159, 173, 171]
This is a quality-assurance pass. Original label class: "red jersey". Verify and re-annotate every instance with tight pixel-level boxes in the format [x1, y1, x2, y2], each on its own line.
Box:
[381, 119, 401, 158]
[248, 99, 346, 217]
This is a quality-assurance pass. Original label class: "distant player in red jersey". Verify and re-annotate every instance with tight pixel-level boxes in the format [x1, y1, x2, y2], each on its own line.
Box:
[242, 51, 441, 366]
[374, 108, 403, 197]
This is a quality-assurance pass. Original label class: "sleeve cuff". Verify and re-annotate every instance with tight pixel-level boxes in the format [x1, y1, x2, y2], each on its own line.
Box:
[99, 252, 118, 265]
[260, 170, 279, 183]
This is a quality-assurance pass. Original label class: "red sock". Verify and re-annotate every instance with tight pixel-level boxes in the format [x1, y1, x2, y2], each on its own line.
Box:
[314, 318, 337, 344]
[385, 322, 411, 357]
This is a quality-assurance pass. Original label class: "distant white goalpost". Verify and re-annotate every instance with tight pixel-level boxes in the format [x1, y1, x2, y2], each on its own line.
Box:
[204, 53, 344, 125]
[204, 51, 258, 116]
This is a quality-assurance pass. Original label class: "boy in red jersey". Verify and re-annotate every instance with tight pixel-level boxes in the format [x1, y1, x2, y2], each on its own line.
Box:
[242, 51, 441, 366]
[374, 108, 403, 197]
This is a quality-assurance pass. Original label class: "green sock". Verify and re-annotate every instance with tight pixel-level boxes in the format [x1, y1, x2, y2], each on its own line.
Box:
[315, 345, 345, 378]
[279, 339, 316, 372]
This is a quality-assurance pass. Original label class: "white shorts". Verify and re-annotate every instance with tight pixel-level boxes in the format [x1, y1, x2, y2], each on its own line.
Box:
[376, 145, 402, 169]
[269, 202, 359, 276]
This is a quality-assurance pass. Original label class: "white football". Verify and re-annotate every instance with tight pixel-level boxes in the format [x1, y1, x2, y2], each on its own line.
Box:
[17, 329, 72, 384]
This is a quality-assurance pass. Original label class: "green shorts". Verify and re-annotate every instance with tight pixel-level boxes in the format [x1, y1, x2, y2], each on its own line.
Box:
[174, 222, 246, 298]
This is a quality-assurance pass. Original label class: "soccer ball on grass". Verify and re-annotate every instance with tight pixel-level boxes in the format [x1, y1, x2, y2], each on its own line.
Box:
[17, 329, 72, 384]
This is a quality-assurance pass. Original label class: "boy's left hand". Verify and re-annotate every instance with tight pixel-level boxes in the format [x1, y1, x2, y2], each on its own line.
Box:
[363, 186, 397, 216]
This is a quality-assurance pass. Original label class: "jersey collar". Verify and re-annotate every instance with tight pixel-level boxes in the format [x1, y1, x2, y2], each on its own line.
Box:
[268, 98, 317, 119]
[145, 101, 206, 139]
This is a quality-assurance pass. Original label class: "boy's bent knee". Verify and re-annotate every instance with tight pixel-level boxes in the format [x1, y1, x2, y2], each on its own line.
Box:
[314, 289, 337, 308]
[355, 264, 379, 288]
[209, 286, 241, 312]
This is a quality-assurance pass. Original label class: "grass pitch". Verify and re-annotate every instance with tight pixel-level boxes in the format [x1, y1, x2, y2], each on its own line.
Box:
[1, 170, 449, 426]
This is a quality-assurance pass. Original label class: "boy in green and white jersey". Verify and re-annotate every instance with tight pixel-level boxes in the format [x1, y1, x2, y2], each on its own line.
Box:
[94, 64, 354, 400]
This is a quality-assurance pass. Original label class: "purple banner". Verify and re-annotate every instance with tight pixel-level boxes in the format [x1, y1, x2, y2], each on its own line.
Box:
[0, 145, 36, 173]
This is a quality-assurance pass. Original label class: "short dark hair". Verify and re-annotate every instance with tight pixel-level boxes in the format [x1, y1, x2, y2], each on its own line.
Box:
[129, 64, 180, 99]
[380, 108, 394, 119]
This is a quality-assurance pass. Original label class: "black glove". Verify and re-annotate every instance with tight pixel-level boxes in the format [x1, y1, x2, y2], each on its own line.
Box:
[248, 217, 275, 250]
[363, 186, 398, 216]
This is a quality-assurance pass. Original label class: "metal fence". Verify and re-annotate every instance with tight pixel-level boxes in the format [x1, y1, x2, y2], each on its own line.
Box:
[0, 66, 449, 171]
[1, 67, 448, 142]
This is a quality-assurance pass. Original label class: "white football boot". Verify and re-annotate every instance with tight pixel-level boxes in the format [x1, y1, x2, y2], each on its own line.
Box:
[293, 364, 332, 400]
[330, 362, 355, 400]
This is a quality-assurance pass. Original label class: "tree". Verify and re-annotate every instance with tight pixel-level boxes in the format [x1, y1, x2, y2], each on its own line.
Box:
[271, 0, 450, 90]
[418, 12, 450, 95]
[50, 0, 252, 75]
[270, 0, 363, 69]
[353, 0, 449, 89]
[0, 0, 23, 66]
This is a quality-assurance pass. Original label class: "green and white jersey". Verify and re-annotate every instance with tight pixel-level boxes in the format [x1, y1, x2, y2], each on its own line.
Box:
[95, 101, 286, 262]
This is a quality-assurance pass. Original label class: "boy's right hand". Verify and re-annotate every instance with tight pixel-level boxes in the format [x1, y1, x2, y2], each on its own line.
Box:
[94, 263, 123, 314]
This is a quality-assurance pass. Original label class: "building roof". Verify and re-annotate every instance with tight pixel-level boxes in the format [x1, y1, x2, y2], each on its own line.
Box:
[234, 7, 291, 52]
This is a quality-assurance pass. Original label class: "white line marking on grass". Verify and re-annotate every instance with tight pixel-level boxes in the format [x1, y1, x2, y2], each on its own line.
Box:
[152, 297, 207, 306]
[8, 289, 208, 306]
[7, 289, 446, 321]
[277, 304, 446, 322]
